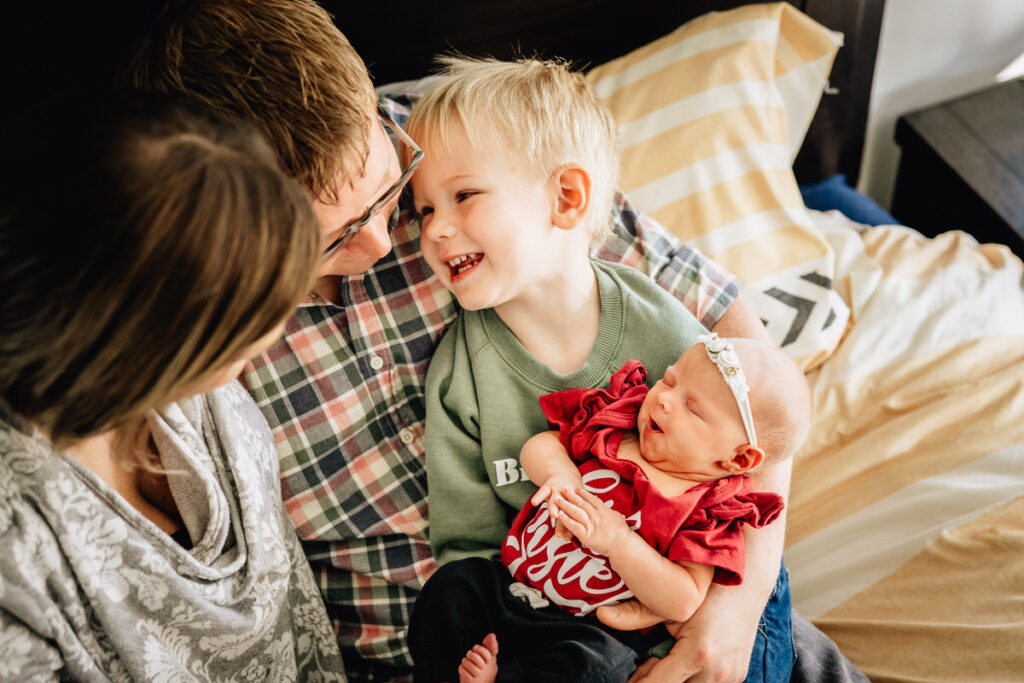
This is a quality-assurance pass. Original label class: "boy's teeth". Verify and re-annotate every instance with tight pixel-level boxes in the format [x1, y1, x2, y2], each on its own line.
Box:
[447, 253, 478, 267]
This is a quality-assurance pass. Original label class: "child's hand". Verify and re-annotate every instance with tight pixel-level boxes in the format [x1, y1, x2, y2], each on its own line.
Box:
[531, 473, 582, 541]
[553, 488, 631, 556]
[531, 472, 580, 506]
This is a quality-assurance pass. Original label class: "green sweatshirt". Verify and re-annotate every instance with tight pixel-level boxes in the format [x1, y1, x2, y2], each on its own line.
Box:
[424, 259, 709, 567]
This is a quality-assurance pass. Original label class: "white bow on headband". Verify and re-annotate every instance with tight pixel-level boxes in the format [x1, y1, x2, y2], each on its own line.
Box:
[696, 333, 757, 447]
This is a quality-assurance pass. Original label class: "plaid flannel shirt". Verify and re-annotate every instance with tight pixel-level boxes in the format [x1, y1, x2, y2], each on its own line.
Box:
[242, 95, 741, 682]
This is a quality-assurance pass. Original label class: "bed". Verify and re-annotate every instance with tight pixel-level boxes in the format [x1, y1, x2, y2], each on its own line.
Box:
[328, 2, 1024, 680]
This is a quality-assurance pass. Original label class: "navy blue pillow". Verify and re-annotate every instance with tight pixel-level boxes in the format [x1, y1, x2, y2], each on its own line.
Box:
[799, 174, 899, 227]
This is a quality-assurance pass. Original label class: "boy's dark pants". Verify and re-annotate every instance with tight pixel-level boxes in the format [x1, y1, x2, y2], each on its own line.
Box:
[408, 556, 794, 683]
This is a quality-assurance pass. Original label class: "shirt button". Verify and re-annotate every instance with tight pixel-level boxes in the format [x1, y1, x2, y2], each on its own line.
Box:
[369, 354, 385, 370]
[399, 428, 415, 445]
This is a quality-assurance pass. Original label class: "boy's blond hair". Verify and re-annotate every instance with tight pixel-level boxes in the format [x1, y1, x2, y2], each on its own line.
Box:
[121, 0, 377, 202]
[406, 56, 620, 241]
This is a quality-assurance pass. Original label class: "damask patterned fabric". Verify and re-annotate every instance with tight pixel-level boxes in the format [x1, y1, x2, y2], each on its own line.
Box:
[0, 382, 346, 682]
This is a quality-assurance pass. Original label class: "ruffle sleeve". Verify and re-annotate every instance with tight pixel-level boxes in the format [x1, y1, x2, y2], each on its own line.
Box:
[538, 360, 649, 463]
[661, 476, 785, 585]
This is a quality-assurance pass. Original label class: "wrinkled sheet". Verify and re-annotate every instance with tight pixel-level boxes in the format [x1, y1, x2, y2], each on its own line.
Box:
[785, 210, 1024, 682]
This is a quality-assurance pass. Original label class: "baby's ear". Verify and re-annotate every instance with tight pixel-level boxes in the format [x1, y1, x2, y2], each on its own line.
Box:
[551, 164, 591, 231]
[721, 444, 764, 474]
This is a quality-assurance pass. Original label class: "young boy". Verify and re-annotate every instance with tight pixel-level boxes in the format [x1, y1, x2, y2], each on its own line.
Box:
[407, 57, 799, 681]
[409, 55, 707, 567]
[410, 335, 812, 682]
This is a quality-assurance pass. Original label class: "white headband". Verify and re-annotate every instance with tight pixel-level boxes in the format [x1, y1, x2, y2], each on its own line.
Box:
[696, 333, 757, 447]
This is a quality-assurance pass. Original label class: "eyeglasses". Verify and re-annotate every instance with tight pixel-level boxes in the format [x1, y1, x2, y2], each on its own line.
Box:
[321, 108, 424, 260]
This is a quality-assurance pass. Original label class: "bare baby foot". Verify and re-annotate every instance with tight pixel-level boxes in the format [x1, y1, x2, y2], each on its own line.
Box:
[458, 632, 499, 683]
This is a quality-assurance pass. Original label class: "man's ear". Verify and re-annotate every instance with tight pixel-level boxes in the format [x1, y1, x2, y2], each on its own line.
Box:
[721, 444, 765, 474]
[550, 164, 591, 231]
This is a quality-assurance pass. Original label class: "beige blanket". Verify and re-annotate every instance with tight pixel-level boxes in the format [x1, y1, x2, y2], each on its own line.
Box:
[786, 210, 1024, 682]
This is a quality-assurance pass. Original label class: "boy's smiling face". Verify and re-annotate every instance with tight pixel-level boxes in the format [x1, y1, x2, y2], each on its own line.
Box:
[411, 122, 566, 312]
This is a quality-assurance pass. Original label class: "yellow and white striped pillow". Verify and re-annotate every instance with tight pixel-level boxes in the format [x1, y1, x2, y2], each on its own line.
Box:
[586, 2, 847, 369]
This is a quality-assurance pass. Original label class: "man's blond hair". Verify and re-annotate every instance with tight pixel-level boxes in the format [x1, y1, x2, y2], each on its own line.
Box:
[406, 56, 620, 241]
[121, 0, 377, 201]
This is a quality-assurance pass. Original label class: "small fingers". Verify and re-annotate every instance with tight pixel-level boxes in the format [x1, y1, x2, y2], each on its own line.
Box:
[554, 518, 573, 540]
[459, 636, 499, 680]
[531, 484, 553, 506]
[570, 489, 627, 529]
[569, 487, 607, 510]
[558, 511, 586, 534]
[547, 493, 569, 520]
[552, 490, 588, 518]
[545, 488, 576, 519]
[461, 645, 489, 668]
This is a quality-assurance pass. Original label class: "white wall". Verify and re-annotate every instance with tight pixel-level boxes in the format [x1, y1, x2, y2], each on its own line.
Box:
[858, 0, 1024, 209]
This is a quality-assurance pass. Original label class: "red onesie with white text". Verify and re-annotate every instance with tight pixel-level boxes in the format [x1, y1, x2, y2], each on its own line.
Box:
[501, 360, 784, 616]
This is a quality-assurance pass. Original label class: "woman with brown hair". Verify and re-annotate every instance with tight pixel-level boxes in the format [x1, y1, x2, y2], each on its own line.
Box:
[0, 90, 346, 680]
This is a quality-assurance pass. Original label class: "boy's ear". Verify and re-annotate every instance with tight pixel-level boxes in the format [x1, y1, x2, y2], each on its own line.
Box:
[721, 444, 765, 474]
[551, 164, 591, 231]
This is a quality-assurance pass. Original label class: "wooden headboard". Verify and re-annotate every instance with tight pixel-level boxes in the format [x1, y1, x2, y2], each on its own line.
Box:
[3, 1, 884, 185]
[322, 0, 885, 186]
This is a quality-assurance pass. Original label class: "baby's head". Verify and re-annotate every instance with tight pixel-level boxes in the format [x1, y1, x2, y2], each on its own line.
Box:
[637, 335, 812, 481]
[405, 58, 614, 305]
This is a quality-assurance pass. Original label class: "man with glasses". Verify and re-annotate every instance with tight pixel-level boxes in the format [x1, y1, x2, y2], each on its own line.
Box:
[120, 2, 861, 683]
[318, 109, 423, 263]
[312, 107, 425, 288]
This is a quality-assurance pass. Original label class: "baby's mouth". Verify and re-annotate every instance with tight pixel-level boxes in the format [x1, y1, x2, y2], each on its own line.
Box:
[447, 253, 483, 278]
[649, 418, 662, 434]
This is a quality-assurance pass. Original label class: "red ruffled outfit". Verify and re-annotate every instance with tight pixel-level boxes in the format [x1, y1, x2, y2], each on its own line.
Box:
[501, 360, 784, 616]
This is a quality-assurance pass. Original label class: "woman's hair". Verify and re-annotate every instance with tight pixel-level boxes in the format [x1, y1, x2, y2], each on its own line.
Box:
[405, 55, 620, 242]
[0, 89, 320, 446]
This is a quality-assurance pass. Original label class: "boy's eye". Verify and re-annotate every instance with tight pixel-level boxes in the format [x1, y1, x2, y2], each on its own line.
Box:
[455, 191, 476, 202]
[417, 206, 434, 218]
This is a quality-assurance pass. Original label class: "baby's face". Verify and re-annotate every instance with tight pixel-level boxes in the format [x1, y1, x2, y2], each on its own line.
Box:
[636, 344, 751, 478]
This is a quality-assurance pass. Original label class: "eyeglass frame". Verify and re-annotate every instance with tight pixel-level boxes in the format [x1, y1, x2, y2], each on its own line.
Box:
[321, 108, 424, 260]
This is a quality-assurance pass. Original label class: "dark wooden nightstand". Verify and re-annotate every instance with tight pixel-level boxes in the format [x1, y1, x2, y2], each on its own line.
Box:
[891, 77, 1024, 257]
